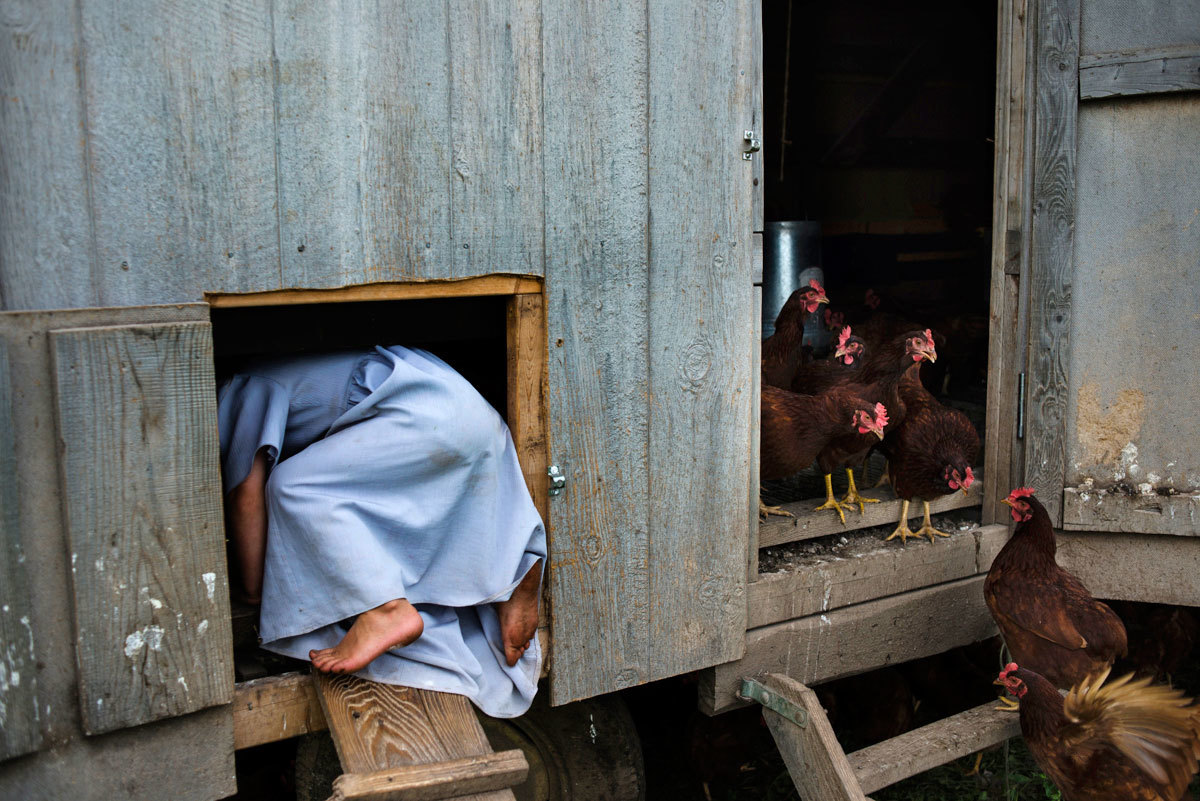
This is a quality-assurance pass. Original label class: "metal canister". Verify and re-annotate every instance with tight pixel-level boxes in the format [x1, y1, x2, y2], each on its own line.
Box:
[762, 221, 829, 353]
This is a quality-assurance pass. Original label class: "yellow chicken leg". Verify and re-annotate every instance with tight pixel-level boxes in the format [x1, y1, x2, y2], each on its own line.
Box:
[994, 696, 1021, 712]
[885, 499, 917, 543]
[913, 500, 951, 543]
[759, 492, 795, 520]
[814, 473, 848, 524]
[840, 468, 880, 515]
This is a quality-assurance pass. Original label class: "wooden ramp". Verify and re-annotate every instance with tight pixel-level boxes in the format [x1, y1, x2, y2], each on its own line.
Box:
[313, 672, 528, 801]
[745, 673, 1020, 801]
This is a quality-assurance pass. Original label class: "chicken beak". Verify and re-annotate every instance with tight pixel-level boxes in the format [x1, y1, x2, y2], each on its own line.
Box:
[817, 295, 830, 305]
[993, 678, 1006, 686]
[873, 429, 885, 440]
[1001, 498, 1013, 508]
[923, 350, 937, 363]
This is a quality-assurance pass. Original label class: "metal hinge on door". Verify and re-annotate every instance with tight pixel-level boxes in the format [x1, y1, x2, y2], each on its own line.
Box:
[743, 130, 762, 160]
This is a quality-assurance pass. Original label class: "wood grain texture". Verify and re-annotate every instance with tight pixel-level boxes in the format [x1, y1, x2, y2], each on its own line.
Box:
[449, 0, 543, 278]
[747, 287, 761, 580]
[542, 0, 652, 704]
[761, 673, 867, 801]
[758, 481, 983, 549]
[234, 671, 326, 750]
[1023, 0, 1080, 526]
[749, 525, 1009, 629]
[0, 0, 94, 310]
[506, 294, 549, 523]
[748, 2, 764, 233]
[1063, 488, 1200, 534]
[80, 0, 281, 304]
[314, 673, 511, 801]
[1079, 0, 1200, 56]
[983, 0, 1032, 525]
[329, 751, 527, 801]
[206, 275, 543, 308]
[848, 702, 1021, 794]
[1056, 531, 1200, 607]
[1080, 48, 1200, 99]
[0, 341, 42, 759]
[646, 0, 754, 680]
[51, 322, 233, 734]
[700, 576, 998, 715]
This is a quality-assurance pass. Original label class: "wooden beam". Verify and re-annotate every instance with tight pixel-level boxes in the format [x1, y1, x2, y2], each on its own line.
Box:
[233, 672, 327, 751]
[1056, 531, 1200, 608]
[1062, 488, 1200, 535]
[1022, 0, 1080, 526]
[700, 575, 998, 715]
[848, 701, 1021, 794]
[1080, 47, 1200, 100]
[328, 751, 528, 801]
[749, 525, 1008, 629]
[758, 480, 983, 549]
[205, 275, 543, 308]
[506, 293, 549, 524]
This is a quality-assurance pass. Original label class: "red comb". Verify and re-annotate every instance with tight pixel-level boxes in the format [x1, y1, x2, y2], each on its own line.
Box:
[874, 403, 889, 427]
[999, 662, 1019, 680]
[1009, 486, 1036, 500]
[923, 328, 935, 347]
[838, 326, 851, 347]
[809, 278, 824, 292]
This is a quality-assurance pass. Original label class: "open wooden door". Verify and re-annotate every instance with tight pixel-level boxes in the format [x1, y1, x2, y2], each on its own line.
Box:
[543, 0, 761, 704]
[0, 305, 234, 800]
[1014, 0, 1199, 594]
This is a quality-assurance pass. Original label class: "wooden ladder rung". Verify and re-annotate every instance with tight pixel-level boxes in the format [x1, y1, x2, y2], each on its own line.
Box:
[847, 701, 1021, 795]
[327, 750, 529, 801]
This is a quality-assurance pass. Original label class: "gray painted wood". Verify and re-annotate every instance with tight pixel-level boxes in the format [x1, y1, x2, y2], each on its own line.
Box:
[763, 674, 867, 801]
[699, 576, 998, 715]
[51, 322, 233, 734]
[0, 304, 232, 799]
[1063, 488, 1200, 534]
[0, 1, 95, 310]
[1062, 95, 1200, 515]
[749, 1, 764, 233]
[542, 0, 651, 705]
[1080, 47, 1200, 99]
[1056, 531, 1200, 607]
[646, 0, 755, 680]
[748, 287, 761, 580]
[449, 0, 544, 278]
[0, 341, 43, 760]
[80, 0, 281, 304]
[1080, 0, 1200, 56]
[1023, 0, 1080, 526]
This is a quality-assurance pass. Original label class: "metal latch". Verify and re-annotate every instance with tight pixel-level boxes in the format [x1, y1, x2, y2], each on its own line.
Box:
[740, 678, 808, 728]
[547, 465, 566, 497]
[743, 130, 762, 160]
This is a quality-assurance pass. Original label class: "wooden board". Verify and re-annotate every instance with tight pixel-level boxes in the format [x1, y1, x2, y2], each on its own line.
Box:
[329, 752, 528, 801]
[748, 287, 762, 580]
[51, 322, 232, 734]
[749, 525, 1009, 629]
[1022, 0, 1080, 526]
[233, 672, 326, 751]
[758, 481, 983, 549]
[1056, 531, 1200, 607]
[506, 294, 549, 523]
[645, 0, 755, 683]
[1063, 488, 1200, 534]
[207, 276, 543, 308]
[79, 0, 280, 303]
[1080, 47, 1200, 99]
[542, 0, 652, 705]
[0, 341, 42, 760]
[0, 0, 94, 310]
[1079, 0, 1200, 55]
[314, 673, 512, 801]
[848, 701, 1021, 794]
[700, 576, 997, 715]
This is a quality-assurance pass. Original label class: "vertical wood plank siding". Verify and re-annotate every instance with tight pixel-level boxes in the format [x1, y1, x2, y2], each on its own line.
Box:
[1023, 0, 1079, 526]
[51, 322, 233, 734]
[542, 0, 653, 705]
[0, 0, 94, 309]
[0, 342, 43, 760]
[80, 0, 281, 304]
[647, 0, 753, 676]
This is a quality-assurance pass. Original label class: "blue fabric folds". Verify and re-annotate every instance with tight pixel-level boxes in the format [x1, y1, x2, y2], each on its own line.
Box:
[217, 346, 546, 717]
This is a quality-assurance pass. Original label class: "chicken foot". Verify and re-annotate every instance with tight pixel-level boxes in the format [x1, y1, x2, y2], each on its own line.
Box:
[814, 473, 849, 524]
[884, 499, 917, 543]
[994, 695, 1021, 713]
[840, 468, 880, 514]
[759, 493, 795, 520]
[913, 500, 951, 543]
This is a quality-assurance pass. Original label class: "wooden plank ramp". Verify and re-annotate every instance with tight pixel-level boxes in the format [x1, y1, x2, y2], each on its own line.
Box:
[752, 673, 1019, 800]
[313, 672, 528, 801]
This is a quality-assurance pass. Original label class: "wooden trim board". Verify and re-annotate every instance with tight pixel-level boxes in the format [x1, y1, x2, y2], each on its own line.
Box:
[206, 275, 543, 308]
[233, 672, 326, 750]
[759, 481, 983, 549]
[1080, 47, 1200, 100]
[1062, 487, 1200, 535]
[328, 751, 528, 801]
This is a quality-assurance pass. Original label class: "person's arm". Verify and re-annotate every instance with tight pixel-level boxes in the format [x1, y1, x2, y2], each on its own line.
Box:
[226, 448, 269, 604]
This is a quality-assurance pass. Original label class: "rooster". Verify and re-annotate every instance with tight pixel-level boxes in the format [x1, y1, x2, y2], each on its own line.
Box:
[997, 663, 1200, 801]
[985, 488, 1128, 699]
[879, 337, 980, 543]
[761, 279, 828, 389]
[759, 384, 887, 519]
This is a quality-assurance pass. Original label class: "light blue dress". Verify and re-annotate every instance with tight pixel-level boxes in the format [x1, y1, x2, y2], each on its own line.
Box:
[217, 346, 546, 718]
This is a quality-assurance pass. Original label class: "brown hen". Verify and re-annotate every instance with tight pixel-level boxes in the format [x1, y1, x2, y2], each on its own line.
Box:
[998, 664, 1200, 801]
[761, 279, 828, 389]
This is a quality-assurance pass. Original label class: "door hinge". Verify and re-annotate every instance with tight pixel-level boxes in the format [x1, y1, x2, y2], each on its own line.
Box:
[739, 678, 808, 728]
[743, 130, 762, 160]
[1017, 372, 1026, 440]
[548, 464, 566, 497]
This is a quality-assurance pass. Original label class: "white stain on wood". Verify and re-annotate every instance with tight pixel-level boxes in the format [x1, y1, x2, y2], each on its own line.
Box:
[202, 573, 216, 602]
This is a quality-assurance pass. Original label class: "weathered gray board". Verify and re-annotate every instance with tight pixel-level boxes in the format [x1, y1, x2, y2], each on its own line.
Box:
[51, 323, 233, 734]
[1080, 0, 1200, 55]
[0, 306, 233, 801]
[1062, 94, 1200, 518]
[1079, 48, 1200, 100]
[0, 342, 42, 760]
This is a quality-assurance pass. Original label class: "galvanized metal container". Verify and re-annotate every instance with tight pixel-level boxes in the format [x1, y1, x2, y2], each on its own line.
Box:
[762, 221, 829, 353]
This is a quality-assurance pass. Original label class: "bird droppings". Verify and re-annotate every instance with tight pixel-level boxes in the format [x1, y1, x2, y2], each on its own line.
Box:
[197, 619, 209, 636]
[124, 625, 166, 659]
[202, 572, 216, 602]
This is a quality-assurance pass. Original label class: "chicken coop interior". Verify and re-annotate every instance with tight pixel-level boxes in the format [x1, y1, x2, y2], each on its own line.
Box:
[756, 0, 997, 544]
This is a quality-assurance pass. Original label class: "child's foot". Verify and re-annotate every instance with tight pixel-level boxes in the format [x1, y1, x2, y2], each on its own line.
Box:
[495, 560, 542, 667]
[309, 598, 423, 674]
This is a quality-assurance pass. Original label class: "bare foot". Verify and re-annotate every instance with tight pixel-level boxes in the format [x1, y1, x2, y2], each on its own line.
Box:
[495, 560, 542, 667]
[309, 598, 424, 674]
